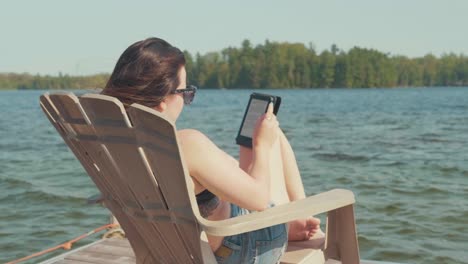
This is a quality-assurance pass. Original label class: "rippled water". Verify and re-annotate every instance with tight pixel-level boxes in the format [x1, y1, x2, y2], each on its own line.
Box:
[1, 88, 467, 264]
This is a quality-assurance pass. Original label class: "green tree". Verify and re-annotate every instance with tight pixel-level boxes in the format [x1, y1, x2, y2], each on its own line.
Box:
[318, 50, 335, 88]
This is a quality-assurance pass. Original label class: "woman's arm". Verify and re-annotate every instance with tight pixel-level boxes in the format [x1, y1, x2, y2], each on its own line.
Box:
[179, 104, 279, 211]
[179, 129, 270, 211]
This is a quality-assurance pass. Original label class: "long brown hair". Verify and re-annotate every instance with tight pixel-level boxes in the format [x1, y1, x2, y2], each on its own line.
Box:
[102, 37, 185, 108]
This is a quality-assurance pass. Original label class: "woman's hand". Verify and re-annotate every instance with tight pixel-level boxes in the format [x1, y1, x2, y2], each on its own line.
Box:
[252, 103, 279, 150]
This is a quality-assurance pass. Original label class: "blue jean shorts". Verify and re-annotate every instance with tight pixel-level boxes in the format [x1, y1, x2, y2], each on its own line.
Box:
[214, 203, 288, 264]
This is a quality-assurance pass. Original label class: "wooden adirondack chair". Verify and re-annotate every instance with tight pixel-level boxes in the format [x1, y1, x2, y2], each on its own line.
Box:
[39, 92, 360, 264]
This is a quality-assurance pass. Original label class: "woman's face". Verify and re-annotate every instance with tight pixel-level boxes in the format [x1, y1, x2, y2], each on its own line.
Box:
[156, 66, 187, 122]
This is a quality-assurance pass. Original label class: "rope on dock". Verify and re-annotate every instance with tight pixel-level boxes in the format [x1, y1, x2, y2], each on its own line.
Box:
[5, 223, 119, 264]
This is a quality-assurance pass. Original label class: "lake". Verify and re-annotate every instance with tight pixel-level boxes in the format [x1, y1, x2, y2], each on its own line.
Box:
[0, 87, 467, 263]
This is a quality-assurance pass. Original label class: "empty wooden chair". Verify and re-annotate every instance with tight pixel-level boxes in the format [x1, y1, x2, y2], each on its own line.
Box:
[40, 92, 360, 264]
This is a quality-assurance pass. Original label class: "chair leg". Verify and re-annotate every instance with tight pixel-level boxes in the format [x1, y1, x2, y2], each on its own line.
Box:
[200, 231, 217, 264]
[324, 205, 360, 264]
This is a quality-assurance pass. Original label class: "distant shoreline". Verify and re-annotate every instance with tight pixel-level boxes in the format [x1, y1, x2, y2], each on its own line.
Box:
[1, 40, 468, 90]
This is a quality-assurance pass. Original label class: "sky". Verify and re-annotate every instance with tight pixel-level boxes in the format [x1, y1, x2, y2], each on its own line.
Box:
[1, 0, 467, 76]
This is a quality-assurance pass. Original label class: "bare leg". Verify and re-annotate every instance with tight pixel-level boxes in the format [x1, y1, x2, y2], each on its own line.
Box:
[278, 129, 321, 241]
[238, 145, 253, 172]
[239, 129, 321, 241]
[239, 136, 289, 205]
[239, 128, 306, 202]
[279, 129, 306, 201]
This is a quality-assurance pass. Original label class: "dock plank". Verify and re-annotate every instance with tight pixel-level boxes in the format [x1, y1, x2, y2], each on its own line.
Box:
[53, 260, 96, 264]
[39, 238, 136, 264]
[66, 253, 135, 264]
[82, 243, 134, 257]
[100, 238, 132, 248]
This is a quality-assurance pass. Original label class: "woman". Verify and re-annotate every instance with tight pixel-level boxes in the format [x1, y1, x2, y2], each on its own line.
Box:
[101, 37, 320, 263]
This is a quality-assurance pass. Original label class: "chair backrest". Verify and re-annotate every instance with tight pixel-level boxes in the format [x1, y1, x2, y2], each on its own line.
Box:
[40, 92, 205, 264]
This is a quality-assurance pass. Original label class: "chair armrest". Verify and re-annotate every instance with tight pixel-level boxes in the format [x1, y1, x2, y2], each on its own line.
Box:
[198, 189, 355, 237]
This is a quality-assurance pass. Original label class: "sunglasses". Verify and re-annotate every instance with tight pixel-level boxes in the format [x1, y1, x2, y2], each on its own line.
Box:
[171, 85, 197, 105]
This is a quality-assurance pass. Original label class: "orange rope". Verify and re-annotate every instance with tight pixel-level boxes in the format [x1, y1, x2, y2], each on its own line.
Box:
[6, 223, 119, 264]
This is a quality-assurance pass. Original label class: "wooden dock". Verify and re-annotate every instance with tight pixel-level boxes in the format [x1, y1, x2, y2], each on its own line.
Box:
[38, 237, 398, 264]
[39, 238, 135, 264]
[38, 237, 328, 264]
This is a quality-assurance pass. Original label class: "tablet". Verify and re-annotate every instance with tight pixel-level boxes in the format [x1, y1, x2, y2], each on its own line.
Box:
[235, 93, 281, 148]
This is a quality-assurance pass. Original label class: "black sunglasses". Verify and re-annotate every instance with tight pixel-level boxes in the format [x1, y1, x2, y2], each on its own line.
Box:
[171, 85, 197, 105]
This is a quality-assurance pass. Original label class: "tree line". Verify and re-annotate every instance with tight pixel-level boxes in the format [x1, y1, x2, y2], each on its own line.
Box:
[2, 40, 468, 90]
[186, 40, 468, 88]
[0, 72, 108, 90]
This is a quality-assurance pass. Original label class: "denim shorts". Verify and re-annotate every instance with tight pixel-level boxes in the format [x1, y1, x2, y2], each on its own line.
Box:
[214, 203, 288, 264]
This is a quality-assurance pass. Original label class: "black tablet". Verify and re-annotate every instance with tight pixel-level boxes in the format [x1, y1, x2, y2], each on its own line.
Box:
[235, 93, 281, 148]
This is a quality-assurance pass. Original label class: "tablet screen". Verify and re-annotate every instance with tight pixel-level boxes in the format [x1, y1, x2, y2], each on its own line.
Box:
[239, 98, 269, 137]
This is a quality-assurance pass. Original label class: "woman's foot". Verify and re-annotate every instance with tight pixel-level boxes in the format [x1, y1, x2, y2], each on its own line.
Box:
[288, 217, 321, 241]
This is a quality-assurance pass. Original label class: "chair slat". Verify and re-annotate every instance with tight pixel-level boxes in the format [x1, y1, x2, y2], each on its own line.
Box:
[128, 104, 204, 263]
[79, 94, 196, 264]
[44, 93, 156, 263]
[77, 95, 181, 264]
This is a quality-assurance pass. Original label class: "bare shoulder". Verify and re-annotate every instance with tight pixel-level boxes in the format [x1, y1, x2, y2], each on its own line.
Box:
[177, 129, 210, 145]
[176, 129, 224, 176]
[178, 128, 238, 171]
[178, 128, 205, 139]
[177, 129, 215, 155]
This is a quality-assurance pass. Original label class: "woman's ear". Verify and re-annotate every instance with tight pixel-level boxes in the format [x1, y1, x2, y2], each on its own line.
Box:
[155, 101, 167, 112]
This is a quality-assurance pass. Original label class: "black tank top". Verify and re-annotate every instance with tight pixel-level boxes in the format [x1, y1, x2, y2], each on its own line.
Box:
[196, 189, 220, 217]
[196, 189, 216, 205]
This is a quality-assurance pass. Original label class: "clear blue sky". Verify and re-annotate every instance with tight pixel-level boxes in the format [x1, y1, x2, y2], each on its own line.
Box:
[1, 0, 467, 75]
